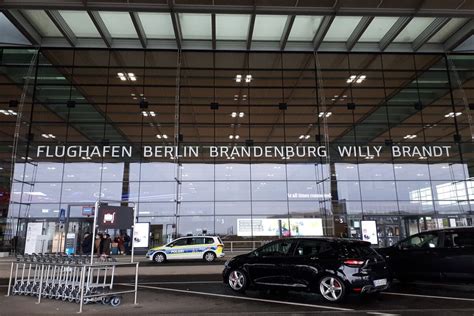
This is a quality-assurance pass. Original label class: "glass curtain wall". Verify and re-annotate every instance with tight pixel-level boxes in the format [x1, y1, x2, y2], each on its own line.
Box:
[2, 48, 473, 253]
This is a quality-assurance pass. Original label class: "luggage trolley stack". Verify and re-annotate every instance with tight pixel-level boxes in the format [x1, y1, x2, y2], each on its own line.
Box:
[7, 254, 139, 313]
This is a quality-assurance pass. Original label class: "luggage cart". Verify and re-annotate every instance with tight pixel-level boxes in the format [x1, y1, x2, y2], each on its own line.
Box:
[7, 254, 139, 313]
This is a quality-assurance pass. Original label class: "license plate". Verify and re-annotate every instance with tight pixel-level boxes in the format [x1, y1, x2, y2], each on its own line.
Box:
[374, 279, 387, 287]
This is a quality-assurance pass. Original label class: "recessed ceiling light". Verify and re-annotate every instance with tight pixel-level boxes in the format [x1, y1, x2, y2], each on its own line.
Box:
[347, 74, 366, 84]
[403, 134, 417, 139]
[162, 134, 168, 139]
[156, 135, 162, 139]
[318, 112, 332, 118]
[239, 112, 244, 118]
[231, 112, 237, 118]
[444, 112, 462, 118]
[235, 74, 242, 83]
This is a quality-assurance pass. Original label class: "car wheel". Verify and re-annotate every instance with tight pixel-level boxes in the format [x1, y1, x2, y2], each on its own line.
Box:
[319, 275, 346, 303]
[227, 269, 248, 293]
[153, 252, 166, 263]
[203, 251, 216, 262]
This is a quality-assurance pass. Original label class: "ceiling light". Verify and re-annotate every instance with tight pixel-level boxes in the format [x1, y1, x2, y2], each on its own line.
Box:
[162, 134, 168, 139]
[229, 135, 234, 139]
[231, 112, 237, 118]
[156, 135, 162, 139]
[41, 133, 56, 139]
[305, 135, 310, 139]
[0, 109, 17, 116]
[299, 135, 304, 139]
[245, 74, 252, 83]
[239, 112, 244, 118]
[444, 112, 462, 118]
[364, 156, 374, 160]
[318, 112, 332, 118]
[235, 135, 240, 139]
[347, 74, 366, 84]
[235, 74, 242, 83]
[419, 156, 428, 160]
[403, 134, 417, 139]
[141, 111, 156, 117]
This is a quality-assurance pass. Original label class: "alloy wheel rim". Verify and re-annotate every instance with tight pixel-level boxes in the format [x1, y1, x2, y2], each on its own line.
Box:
[205, 253, 215, 261]
[319, 277, 343, 301]
[228, 270, 245, 290]
[155, 254, 164, 262]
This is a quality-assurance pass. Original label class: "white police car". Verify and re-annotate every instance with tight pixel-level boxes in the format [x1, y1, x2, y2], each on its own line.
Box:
[146, 236, 225, 263]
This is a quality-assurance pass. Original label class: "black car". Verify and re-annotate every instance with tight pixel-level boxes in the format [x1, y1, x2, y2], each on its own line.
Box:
[222, 237, 390, 303]
[379, 227, 474, 282]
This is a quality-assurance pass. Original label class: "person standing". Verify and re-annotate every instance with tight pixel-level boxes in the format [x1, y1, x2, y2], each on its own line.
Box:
[123, 232, 131, 255]
[81, 232, 93, 254]
[95, 233, 103, 255]
[101, 234, 112, 256]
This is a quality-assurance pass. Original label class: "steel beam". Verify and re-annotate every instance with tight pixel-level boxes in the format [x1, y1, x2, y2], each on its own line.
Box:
[87, 11, 112, 48]
[379, 16, 412, 51]
[246, 13, 256, 50]
[280, 15, 295, 51]
[1, 1, 474, 17]
[312, 15, 334, 51]
[444, 19, 474, 51]
[130, 12, 147, 48]
[211, 13, 216, 50]
[45, 10, 77, 47]
[2, 9, 41, 45]
[412, 17, 450, 51]
[346, 16, 373, 51]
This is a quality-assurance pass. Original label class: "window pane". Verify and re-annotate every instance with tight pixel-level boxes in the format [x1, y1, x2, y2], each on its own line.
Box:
[252, 15, 287, 41]
[429, 18, 469, 43]
[359, 17, 399, 42]
[179, 13, 212, 40]
[59, 11, 100, 38]
[99, 11, 137, 38]
[394, 17, 436, 42]
[324, 16, 362, 41]
[22, 10, 62, 37]
[288, 16, 323, 41]
[138, 12, 175, 39]
[216, 14, 250, 40]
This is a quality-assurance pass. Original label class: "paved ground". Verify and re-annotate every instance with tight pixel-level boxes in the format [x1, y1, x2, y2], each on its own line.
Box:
[1, 268, 474, 315]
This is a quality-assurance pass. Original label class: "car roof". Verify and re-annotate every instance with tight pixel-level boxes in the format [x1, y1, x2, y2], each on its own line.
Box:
[275, 237, 370, 244]
[415, 226, 474, 234]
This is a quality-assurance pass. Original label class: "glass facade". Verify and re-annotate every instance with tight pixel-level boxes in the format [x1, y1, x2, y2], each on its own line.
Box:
[0, 49, 473, 253]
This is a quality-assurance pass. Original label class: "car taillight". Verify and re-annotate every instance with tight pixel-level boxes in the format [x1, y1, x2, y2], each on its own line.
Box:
[344, 259, 365, 267]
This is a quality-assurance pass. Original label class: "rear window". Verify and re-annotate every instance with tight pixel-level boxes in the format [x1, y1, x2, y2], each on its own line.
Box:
[205, 237, 214, 244]
[340, 243, 377, 257]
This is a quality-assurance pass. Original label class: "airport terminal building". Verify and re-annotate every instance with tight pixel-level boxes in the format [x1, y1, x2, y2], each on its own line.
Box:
[0, 0, 473, 254]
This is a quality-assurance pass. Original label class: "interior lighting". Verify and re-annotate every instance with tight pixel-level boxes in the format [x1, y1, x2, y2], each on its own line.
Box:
[141, 111, 156, 117]
[235, 74, 242, 83]
[41, 134, 56, 139]
[162, 134, 168, 139]
[245, 74, 252, 83]
[231, 112, 237, 118]
[347, 74, 366, 84]
[0, 109, 17, 116]
[403, 134, 417, 139]
[444, 112, 462, 118]
[318, 112, 332, 118]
